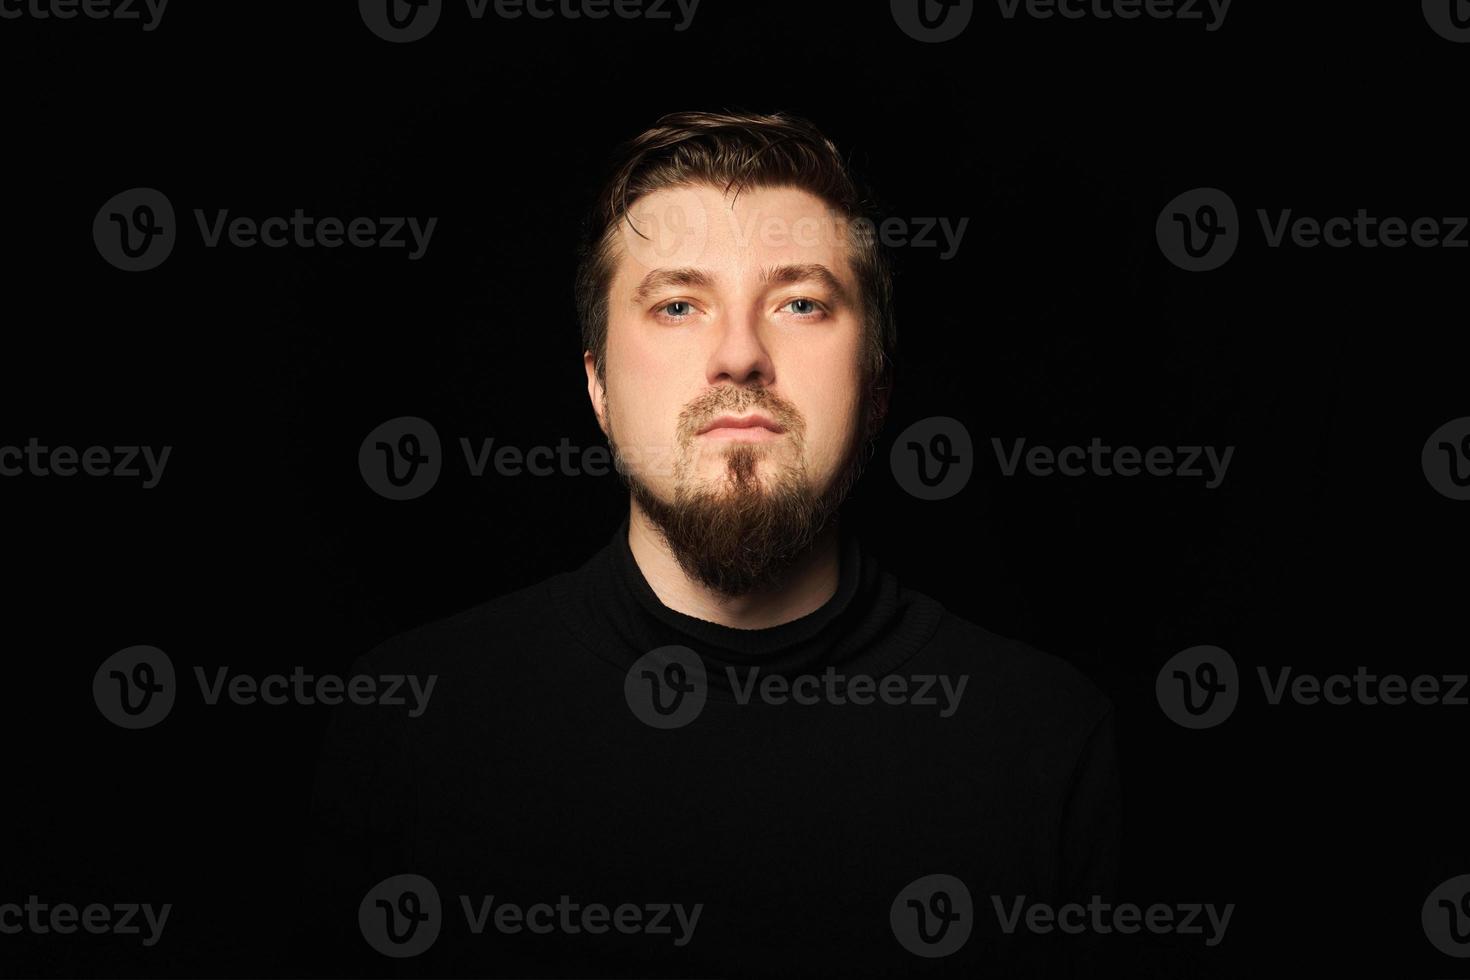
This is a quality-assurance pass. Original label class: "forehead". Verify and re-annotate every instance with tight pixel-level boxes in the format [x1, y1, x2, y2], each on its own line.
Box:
[609, 182, 859, 296]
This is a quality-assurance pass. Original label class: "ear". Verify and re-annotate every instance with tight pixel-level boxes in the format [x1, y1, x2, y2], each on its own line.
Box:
[584, 350, 609, 437]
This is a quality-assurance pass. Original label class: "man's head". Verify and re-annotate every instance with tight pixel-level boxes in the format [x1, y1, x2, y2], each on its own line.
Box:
[576, 111, 895, 597]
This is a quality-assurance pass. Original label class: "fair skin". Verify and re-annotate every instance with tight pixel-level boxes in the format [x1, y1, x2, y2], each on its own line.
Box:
[584, 182, 870, 628]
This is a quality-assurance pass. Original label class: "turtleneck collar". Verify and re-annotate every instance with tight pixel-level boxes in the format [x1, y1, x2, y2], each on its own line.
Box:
[549, 513, 944, 699]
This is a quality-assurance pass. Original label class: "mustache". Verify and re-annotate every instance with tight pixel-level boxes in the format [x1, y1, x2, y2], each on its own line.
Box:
[678, 386, 804, 441]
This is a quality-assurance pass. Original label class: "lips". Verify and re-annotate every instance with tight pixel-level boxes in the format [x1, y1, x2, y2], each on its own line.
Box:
[696, 414, 785, 436]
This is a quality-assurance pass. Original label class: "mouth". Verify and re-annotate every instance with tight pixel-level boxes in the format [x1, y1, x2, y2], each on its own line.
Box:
[696, 414, 786, 441]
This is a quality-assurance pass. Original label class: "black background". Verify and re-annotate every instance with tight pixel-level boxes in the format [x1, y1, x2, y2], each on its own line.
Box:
[2, 0, 1466, 976]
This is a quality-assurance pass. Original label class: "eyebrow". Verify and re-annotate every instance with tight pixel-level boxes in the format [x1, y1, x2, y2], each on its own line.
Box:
[760, 263, 851, 304]
[630, 264, 852, 305]
[631, 268, 716, 305]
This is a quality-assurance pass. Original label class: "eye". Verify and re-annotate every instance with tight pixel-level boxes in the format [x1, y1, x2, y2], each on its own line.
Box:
[655, 300, 698, 321]
[780, 298, 827, 319]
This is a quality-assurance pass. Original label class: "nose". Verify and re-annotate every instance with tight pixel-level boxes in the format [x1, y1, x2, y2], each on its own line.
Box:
[705, 306, 775, 388]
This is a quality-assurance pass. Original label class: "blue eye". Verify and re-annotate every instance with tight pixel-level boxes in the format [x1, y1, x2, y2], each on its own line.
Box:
[782, 298, 824, 317]
[661, 301, 694, 317]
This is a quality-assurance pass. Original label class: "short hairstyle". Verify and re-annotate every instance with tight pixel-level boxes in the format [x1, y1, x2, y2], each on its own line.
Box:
[574, 110, 895, 400]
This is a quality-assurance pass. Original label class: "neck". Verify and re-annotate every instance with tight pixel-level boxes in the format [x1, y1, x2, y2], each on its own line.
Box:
[626, 502, 842, 630]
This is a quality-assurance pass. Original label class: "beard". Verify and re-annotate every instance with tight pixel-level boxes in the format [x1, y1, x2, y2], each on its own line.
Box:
[607, 382, 881, 598]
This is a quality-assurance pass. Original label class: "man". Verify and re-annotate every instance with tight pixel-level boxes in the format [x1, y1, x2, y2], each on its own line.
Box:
[303, 111, 1121, 978]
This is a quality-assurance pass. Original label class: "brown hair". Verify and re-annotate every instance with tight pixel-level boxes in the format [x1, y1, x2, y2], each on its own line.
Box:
[574, 110, 895, 408]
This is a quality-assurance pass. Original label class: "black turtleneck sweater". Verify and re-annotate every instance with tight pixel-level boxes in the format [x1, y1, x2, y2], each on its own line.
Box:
[299, 516, 1121, 977]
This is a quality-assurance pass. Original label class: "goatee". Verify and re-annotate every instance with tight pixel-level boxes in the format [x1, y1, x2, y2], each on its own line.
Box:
[608, 385, 876, 598]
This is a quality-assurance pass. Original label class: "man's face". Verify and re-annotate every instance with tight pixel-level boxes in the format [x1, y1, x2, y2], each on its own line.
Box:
[586, 182, 874, 594]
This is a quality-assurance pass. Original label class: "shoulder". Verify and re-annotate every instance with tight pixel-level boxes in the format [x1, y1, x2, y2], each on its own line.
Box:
[348, 572, 566, 680]
[916, 594, 1114, 729]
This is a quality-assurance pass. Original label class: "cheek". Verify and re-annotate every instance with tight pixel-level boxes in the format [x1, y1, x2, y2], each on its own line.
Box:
[605, 362, 688, 470]
[789, 378, 863, 477]
[786, 338, 865, 445]
[820, 391, 863, 463]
